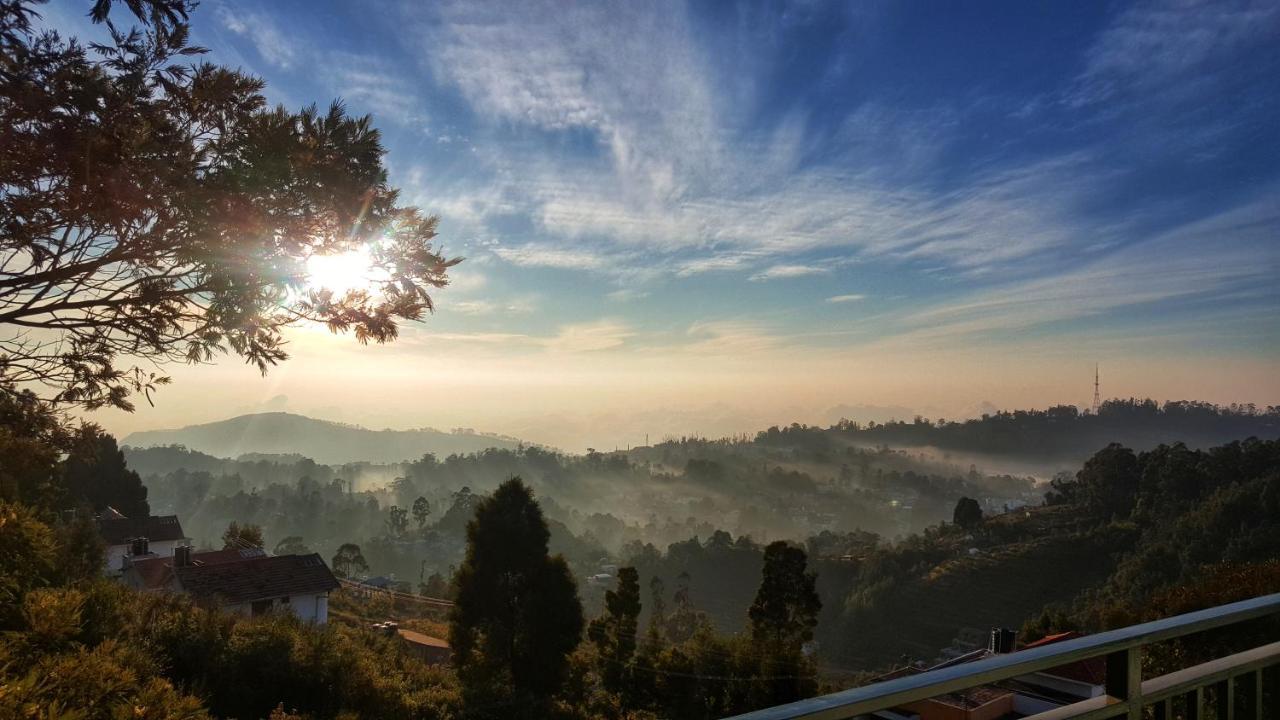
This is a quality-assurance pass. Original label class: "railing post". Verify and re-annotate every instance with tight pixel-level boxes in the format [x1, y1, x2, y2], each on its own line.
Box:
[1215, 676, 1235, 720]
[1183, 687, 1203, 720]
[1247, 669, 1262, 720]
[1105, 646, 1142, 719]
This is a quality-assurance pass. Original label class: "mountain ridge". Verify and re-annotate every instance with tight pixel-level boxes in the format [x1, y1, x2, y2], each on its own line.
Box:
[122, 411, 523, 465]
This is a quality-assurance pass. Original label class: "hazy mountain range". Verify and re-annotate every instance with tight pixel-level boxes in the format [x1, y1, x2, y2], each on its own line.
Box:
[122, 412, 522, 464]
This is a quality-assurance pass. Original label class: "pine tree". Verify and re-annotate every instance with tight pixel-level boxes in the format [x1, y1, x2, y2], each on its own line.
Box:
[62, 427, 150, 519]
[747, 541, 822, 708]
[748, 542, 821, 647]
[449, 478, 584, 717]
[588, 566, 641, 701]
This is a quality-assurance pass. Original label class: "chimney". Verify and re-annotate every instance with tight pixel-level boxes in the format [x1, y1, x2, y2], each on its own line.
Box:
[989, 627, 1016, 654]
[130, 536, 150, 557]
[174, 545, 192, 567]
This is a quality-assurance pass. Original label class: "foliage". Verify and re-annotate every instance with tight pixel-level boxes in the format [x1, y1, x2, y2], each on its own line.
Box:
[748, 542, 821, 648]
[0, 383, 71, 513]
[273, 535, 311, 555]
[63, 426, 150, 518]
[413, 495, 432, 528]
[588, 566, 642, 701]
[450, 478, 584, 717]
[819, 399, 1279, 461]
[0, 506, 462, 719]
[0, 0, 459, 411]
[0, 500, 59, 628]
[331, 542, 368, 579]
[386, 504, 409, 537]
[951, 496, 983, 529]
[221, 520, 264, 549]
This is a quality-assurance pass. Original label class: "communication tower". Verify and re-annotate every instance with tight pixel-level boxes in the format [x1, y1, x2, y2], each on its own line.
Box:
[1092, 364, 1101, 414]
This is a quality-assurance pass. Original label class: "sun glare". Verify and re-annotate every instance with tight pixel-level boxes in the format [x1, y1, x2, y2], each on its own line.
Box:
[304, 246, 385, 296]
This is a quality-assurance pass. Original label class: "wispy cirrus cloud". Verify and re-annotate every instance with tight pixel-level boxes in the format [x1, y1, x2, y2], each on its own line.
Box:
[1068, 0, 1280, 108]
[750, 264, 830, 281]
[826, 294, 866, 304]
[545, 320, 635, 352]
[215, 4, 297, 69]
[682, 321, 780, 355]
[412, 0, 1136, 285]
[884, 192, 1280, 347]
[490, 243, 608, 271]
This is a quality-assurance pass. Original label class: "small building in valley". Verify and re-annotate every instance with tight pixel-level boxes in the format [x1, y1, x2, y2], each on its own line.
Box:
[396, 628, 453, 666]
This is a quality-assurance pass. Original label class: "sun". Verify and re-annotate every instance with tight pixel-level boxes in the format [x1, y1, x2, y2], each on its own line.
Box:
[304, 245, 386, 296]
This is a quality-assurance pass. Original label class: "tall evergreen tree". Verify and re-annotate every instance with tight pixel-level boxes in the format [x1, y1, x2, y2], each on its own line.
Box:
[749, 541, 821, 647]
[450, 478, 583, 718]
[748, 541, 822, 708]
[62, 427, 150, 518]
[588, 566, 641, 700]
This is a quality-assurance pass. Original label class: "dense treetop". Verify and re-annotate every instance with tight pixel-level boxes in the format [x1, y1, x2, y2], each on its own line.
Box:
[0, 0, 458, 410]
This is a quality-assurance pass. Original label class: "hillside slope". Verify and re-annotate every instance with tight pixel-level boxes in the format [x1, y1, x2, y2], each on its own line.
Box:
[123, 412, 522, 464]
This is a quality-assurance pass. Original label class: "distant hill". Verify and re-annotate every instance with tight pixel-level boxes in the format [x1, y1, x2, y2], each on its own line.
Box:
[122, 412, 522, 464]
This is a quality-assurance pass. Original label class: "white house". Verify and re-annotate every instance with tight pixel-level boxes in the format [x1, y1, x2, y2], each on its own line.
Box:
[171, 551, 340, 624]
[98, 514, 189, 575]
[121, 546, 266, 592]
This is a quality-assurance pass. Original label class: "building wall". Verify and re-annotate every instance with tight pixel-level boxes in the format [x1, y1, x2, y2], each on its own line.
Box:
[220, 593, 328, 624]
[105, 540, 181, 575]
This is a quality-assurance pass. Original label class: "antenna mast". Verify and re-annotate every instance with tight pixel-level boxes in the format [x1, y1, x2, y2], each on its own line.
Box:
[1092, 364, 1101, 414]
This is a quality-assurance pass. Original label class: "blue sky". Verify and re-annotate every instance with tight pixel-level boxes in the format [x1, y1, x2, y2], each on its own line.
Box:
[47, 0, 1280, 448]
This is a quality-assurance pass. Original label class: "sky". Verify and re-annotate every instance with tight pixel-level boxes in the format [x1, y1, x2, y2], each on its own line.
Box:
[43, 0, 1280, 451]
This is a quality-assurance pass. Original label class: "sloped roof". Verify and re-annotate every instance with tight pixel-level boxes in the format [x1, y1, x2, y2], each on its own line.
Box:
[399, 629, 450, 649]
[174, 553, 339, 605]
[127, 548, 267, 590]
[1024, 632, 1106, 685]
[1023, 631, 1077, 649]
[98, 515, 186, 545]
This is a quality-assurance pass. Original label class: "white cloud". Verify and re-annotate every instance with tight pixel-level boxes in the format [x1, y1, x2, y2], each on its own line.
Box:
[885, 192, 1280, 346]
[410, 0, 1138, 286]
[675, 254, 761, 277]
[606, 288, 650, 302]
[682, 321, 780, 355]
[826, 294, 866, 303]
[216, 4, 297, 69]
[447, 297, 536, 316]
[491, 243, 607, 271]
[1069, 0, 1280, 108]
[330, 57, 426, 126]
[750, 264, 830, 281]
[545, 320, 634, 352]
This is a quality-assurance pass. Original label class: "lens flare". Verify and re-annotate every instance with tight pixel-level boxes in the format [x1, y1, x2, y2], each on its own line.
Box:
[305, 245, 385, 296]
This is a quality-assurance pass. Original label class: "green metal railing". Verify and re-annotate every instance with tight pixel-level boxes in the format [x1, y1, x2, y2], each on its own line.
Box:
[727, 592, 1280, 720]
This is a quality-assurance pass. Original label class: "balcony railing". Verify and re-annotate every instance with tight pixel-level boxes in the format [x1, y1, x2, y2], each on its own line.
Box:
[728, 592, 1280, 720]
